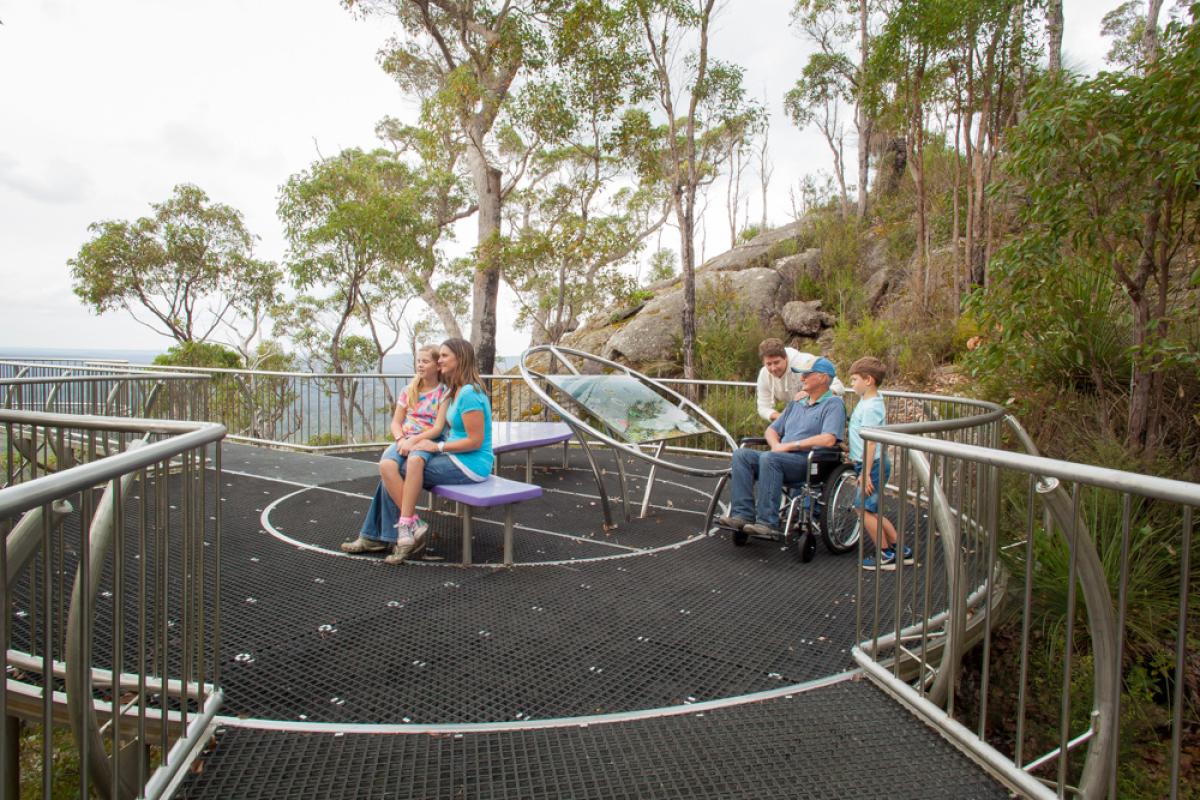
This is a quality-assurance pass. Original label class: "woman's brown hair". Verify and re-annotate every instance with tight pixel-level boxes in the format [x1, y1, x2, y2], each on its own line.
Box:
[441, 337, 483, 399]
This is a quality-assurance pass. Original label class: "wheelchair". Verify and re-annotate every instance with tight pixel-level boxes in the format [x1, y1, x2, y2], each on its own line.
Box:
[715, 438, 861, 563]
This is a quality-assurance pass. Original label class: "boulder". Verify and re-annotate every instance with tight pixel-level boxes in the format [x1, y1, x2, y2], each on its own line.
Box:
[771, 248, 821, 286]
[781, 299, 835, 337]
[602, 268, 784, 364]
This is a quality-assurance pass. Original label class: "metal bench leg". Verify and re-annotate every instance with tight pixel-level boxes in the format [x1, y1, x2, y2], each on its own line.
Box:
[525, 451, 533, 483]
[639, 441, 666, 518]
[503, 504, 515, 566]
[462, 505, 472, 565]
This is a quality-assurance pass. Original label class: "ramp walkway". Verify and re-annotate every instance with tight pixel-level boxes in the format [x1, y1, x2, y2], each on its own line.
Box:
[174, 443, 1008, 799]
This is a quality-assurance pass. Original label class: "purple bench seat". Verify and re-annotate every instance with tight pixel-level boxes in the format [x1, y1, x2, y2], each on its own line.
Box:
[431, 476, 544, 566]
[491, 421, 573, 481]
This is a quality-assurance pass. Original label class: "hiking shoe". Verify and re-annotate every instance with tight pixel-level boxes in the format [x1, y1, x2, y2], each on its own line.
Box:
[340, 536, 388, 554]
[863, 548, 896, 570]
[716, 515, 751, 530]
[897, 546, 915, 565]
[744, 522, 784, 538]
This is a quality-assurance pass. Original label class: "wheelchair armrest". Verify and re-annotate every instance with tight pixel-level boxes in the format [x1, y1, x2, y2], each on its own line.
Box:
[808, 447, 843, 463]
[738, 437, 768, 447]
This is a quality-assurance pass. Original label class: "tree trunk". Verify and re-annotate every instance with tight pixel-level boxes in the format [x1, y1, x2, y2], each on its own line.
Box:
[677, 190, 698, 382]
[420, 286, 463, 340]
[856, 0, 871, 219]
[1046, 0, 1063, 74]
[1143, 0, 1165, 64]
[467, 147, 502, 374]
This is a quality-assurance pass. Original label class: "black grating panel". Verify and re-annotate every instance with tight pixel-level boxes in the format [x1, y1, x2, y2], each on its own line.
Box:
[178, 681, 1010, 799]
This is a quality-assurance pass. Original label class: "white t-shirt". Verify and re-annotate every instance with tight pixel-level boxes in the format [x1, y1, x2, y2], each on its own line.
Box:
[755, 347, 846, 421]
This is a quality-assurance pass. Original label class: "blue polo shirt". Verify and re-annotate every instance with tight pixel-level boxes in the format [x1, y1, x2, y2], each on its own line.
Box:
[769, 391, 846, 446]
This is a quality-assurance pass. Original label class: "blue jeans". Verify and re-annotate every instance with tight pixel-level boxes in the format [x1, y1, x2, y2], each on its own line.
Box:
[729, 447, 811, 528]
[358, 446, 477, 543]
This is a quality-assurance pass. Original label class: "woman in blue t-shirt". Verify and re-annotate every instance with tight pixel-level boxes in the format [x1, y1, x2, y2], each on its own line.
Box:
[386, 337, 493, 564]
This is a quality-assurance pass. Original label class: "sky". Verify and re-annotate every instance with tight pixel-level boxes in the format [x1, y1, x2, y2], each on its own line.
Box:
[0, 0, 1116, 357]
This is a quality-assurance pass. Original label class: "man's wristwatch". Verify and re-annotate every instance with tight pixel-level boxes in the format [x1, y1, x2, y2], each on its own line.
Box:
[437, 441, 445, 453]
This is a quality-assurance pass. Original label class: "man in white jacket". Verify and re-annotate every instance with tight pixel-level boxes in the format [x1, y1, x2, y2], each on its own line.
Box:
[755, 338, 845, 422]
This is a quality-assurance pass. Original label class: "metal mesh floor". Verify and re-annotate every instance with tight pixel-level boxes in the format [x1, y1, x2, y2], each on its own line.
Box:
[8, 442, 1003, 797]
[178, 681, 1009, 799]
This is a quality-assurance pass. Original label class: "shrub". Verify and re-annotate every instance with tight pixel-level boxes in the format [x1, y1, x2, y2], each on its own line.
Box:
[766, 236, 800, 262]
[154, 341, 243, 368]
[700, 389, 760, 442]
[829, 316, 895, 376]
[693, 275, 780, 381]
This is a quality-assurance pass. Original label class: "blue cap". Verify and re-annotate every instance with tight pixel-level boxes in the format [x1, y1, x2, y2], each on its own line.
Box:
[792, 356, 837, 379]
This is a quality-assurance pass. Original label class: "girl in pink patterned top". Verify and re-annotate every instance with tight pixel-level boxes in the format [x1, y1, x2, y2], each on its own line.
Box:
[341, 345, 447, 560]
[395, 347, 446, 440]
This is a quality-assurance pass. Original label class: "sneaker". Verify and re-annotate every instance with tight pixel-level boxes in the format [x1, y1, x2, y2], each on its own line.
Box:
[716, 515, 751, 530]
[384, 538, 416, 565]
[744, 522, 784, 538]
[340, 536, 388, 554]
[898, 546, 915, 565]
[410, 519, 430, 559]
[863, 548, 896, 570]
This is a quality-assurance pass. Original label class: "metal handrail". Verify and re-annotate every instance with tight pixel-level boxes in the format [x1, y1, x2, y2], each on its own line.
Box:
[2, 408, 226, 800]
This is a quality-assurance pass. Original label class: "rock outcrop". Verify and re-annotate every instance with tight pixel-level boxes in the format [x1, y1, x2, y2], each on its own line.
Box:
[559, 217, 880, 372]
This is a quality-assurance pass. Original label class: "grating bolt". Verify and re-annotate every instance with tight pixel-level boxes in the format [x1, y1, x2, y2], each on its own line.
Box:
[245, 597, 258, 604]
[234, 653, 254, 664]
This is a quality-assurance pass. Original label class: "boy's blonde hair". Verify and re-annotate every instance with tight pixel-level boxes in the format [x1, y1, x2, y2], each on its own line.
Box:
[404, 344, 441, 409]
[849, 356, 887, 387]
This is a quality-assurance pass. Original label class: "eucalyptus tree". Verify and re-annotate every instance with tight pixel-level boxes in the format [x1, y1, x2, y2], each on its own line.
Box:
[344, 0, 569, 374]
[977, 10, 1200, 456]
[791, 0, 876, 219]
[69, 183, 280, 345]
[500, 0, 671, 346]
[277, 147, 434, 438]
[786, 52, 853, 218]
[950, 0, 1036, 290]
[620, 0, 760, 381]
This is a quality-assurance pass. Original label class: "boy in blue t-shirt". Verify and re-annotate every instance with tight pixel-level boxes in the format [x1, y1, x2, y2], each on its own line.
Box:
[847, 356, 910, 570]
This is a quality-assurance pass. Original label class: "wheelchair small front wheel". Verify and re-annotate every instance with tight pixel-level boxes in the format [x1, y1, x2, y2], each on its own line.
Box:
[732, 529, 749, 546]
[821, 464, 862, 554]
[793, 530, 817, 562]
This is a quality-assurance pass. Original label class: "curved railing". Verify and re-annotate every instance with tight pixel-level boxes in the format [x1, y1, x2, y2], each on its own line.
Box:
[5, 359, 1193, 798]
[2, 404, 225, 798]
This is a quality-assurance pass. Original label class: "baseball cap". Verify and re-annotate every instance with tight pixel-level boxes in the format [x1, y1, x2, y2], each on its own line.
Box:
[792, 356, 837, 379]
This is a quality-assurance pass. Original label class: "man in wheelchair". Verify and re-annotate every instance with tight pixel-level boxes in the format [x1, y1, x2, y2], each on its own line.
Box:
[717, 357, 847, 538]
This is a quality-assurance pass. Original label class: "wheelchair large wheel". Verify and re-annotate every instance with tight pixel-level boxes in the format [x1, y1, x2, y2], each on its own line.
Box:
[821, 464, 862, 554]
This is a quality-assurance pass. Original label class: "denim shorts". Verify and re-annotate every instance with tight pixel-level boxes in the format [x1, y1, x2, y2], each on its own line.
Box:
[397, 451, 476, 488]
[853, 458, 890, 514]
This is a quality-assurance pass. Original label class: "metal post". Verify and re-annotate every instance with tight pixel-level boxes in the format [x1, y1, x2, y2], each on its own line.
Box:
[503, 505, 515, 566]
[461, 506, 473, 565]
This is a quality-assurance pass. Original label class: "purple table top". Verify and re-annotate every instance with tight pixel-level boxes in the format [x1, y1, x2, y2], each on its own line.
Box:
[431, 474, 544, 507]
[491, 420, 573, 454]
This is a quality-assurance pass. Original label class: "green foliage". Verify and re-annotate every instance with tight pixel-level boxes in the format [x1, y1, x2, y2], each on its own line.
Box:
[693, 275, 779, 382]
[306, 433, 348, 448]
[830, 316, 894, 375]
[68, 183, 279, 344]
[738, 224, 762, 243]
[766, 236, 800, 263]
[967, 17, 1200, 456]
[646, 248, 677, 283]
[792, 211, 865, 320]
[700, 389, 760, 442]
[154, 341, 242, 369]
